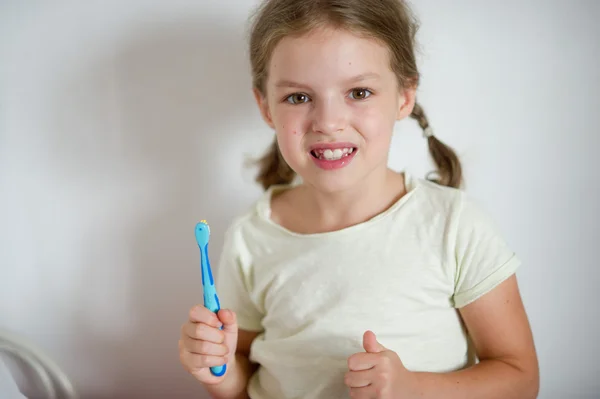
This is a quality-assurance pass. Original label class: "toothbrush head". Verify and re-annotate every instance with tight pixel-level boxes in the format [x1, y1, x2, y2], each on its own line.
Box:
[195, 220, 210, 247]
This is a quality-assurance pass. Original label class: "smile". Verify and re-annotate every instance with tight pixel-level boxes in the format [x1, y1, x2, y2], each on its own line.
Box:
[310, 147, 355, 160]
[308, 143, 358, 170]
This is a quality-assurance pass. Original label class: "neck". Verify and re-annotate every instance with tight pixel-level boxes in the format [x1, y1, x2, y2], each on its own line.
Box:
[300, 167, 406, 233]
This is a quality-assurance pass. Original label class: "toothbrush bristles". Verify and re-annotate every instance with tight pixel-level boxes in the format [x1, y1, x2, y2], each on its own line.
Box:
[200, 219, 209, 233]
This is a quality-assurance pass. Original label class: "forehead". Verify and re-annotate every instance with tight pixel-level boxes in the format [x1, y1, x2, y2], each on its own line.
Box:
[268, 27, 394, 86]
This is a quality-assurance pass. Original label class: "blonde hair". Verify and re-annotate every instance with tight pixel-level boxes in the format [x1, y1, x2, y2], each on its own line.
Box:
[249, 0, 463, 190]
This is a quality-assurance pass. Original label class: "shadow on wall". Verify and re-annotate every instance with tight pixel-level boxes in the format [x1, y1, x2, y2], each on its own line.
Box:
[46, 13, 264, 399]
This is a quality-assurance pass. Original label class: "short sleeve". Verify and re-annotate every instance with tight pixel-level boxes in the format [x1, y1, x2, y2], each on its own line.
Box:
[215, 222, 264, 332]
[452, 195, 521, 308]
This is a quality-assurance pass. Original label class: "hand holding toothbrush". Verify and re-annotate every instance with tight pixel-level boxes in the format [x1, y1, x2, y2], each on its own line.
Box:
[178, 305, 239, 384]
[178, 220, 238, 384]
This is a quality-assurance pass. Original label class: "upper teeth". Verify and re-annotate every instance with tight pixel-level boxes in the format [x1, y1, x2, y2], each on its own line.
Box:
[314, 147, 354, 160]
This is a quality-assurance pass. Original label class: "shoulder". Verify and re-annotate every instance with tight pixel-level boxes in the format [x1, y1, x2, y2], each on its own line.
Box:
[406, 174, 500, 235]
[410, 177, 517, 265]
[220, 185, 288, 258]
[405, 175, 463, 218]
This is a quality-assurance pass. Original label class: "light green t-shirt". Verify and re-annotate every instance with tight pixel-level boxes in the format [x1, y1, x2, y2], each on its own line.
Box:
[216, 173, 520, 399]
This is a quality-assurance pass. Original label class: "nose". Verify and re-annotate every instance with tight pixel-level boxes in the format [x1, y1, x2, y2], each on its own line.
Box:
[310, 96, 348, 135]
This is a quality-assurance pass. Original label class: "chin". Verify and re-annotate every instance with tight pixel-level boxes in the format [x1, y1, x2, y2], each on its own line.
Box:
[302, 171, 361, 194]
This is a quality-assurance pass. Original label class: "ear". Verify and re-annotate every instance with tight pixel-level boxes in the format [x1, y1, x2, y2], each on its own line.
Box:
[253, 87, 275, 129]
[396, 86, 416, 120]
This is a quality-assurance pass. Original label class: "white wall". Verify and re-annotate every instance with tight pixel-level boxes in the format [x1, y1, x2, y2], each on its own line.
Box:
[1, 1, 598, 398]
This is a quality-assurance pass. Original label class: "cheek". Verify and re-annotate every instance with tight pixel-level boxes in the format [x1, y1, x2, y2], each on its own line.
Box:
[276, 116, 302, 142]
[273, 107, 307, 152]
[277, 136, 305, 171]
[353, 105, 396, 141]
[276, 126, 304, 163]
[273, 106, 307, 131]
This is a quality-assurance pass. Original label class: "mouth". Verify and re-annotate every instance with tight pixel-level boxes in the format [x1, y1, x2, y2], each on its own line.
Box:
[307, 142, 358, 170]
[309, 145, 357, 161]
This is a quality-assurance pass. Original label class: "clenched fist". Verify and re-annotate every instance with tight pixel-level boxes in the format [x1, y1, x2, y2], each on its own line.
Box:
[345, 330, 422, 398]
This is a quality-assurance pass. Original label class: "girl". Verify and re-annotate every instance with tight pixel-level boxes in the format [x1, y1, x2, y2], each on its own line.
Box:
[179, 0, 539, 398]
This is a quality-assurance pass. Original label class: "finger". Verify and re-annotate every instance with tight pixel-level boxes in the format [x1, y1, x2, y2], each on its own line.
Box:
[182, 335, 229, 356]
[183, 322, 226, 343]
[362, 330, 386, 353]
[189, 306, 223, 328]
[217, 309, 238, 333]
[349, 384, 376, 399]
[344, 369, 373, 388]
[180, 349, 228, 370]
[347, 352, 380, 371]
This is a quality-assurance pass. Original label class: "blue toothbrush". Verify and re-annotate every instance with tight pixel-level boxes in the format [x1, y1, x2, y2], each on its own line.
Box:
[195, 220, 226, 377]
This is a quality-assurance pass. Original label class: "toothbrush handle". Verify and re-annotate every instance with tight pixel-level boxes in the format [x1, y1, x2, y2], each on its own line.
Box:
[201, 248, 227, 377]
[204, 285, 227, 377]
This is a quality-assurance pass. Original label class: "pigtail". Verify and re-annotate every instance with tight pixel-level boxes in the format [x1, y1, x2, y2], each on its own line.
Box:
[410, 102, 463, 189]
[255, 136, 296, 190]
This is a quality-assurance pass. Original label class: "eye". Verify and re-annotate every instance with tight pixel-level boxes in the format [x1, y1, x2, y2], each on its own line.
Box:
[349, 88, 372, 100]
[285, 93, 310, 104]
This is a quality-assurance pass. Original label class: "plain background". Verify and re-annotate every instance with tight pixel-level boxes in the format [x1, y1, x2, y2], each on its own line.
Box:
[1, 0, 598, 398]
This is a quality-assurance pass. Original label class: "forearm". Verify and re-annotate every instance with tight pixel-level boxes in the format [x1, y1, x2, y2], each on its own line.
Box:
[204, 354, 256, 399]
[412, 358, 539, 399]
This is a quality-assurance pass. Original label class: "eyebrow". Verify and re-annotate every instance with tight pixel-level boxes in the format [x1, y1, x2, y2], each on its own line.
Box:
[274, 72, 381, 89]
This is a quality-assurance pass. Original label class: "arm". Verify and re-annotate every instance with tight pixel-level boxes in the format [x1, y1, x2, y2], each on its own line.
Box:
[412, 275, 539, 399]
[204, 329, 260, 399]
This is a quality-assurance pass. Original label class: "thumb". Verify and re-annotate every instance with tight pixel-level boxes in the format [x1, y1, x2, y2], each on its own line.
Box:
[217, 309, 238, 333]
[363, 330, 386, 353]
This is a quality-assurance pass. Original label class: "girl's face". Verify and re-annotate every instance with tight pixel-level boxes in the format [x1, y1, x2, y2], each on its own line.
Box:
[254, 26, 415, 193]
